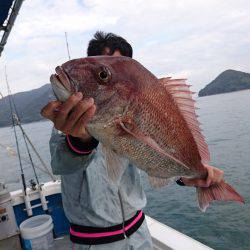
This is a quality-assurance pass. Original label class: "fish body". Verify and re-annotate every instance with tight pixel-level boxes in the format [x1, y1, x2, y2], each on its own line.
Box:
[50, 56, 244, 211]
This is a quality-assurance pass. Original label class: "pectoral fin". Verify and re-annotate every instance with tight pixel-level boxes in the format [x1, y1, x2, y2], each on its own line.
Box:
[118, 119, 190, 170]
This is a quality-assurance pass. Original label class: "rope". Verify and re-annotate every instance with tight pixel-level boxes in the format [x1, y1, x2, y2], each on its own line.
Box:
[22, 132, 40, 184]
[19, 125, 56, 181]
[0, 142, 51, 174]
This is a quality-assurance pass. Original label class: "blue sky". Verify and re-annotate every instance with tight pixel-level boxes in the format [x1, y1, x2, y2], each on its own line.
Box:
[0, 0, 250, 95]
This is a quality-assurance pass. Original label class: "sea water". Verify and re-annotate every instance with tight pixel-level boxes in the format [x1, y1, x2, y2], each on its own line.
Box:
[0, 89, 249, 250]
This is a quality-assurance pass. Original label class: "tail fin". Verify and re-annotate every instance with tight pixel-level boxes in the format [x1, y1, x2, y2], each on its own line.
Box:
[196, 180, 244, 212]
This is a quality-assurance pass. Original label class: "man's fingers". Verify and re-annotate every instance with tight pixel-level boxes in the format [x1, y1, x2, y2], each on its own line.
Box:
[71, 105, 96, 138]
[54, 92, 83, 129]
[41, 100, 62, 120]
[82, 104, 96, 126]
[204, 165, 224, 185]
[60, 98, 94, 133]
[181, 165, 225, 188]
[211, 168, 224, 184]
[41, 93, 96, 139]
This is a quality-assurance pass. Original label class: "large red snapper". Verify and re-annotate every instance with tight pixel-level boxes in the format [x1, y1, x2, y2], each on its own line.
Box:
[50, 56, 244, 211]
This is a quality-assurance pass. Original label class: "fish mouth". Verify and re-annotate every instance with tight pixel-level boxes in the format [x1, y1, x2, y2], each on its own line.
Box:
[53, 66, 73, 92]
[50, 66, 78, 101]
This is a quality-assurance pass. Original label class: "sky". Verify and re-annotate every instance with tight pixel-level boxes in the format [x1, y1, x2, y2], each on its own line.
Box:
[0, 0, 250, 95]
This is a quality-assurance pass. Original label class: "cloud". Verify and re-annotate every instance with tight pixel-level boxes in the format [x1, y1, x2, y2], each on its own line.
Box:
[0, 0, 249, 95]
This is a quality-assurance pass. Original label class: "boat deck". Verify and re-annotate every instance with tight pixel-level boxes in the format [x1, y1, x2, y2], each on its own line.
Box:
[8, 181, 212, 250]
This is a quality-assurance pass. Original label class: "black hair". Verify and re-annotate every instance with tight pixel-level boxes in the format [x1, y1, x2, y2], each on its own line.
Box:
[87, 31, 133, 58]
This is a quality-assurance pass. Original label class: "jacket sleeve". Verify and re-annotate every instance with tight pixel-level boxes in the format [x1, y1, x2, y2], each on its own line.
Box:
[49, 128, 99, 175]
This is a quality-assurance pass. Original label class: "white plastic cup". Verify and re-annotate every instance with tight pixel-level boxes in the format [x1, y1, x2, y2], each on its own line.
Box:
[20, 214, 54, 250]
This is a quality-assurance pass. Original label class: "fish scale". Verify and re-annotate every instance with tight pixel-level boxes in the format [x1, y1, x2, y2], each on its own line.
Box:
[115, 136, 184, 178]
[128, 93, 200, 173]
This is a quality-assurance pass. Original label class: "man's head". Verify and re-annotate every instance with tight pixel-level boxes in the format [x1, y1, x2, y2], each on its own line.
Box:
[87, 31, 133, 58]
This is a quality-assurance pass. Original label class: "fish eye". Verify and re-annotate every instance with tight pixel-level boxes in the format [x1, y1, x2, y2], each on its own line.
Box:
[99, 71, 108, 80]
[98, 67, 111, 83]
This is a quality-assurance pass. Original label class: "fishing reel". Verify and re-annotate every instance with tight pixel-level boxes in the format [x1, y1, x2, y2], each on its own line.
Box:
[29, 179, 37, 191]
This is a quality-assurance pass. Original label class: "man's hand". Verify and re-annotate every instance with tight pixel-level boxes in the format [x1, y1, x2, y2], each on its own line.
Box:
[41, 92, 96, 142]
[181, 165, 224, 187]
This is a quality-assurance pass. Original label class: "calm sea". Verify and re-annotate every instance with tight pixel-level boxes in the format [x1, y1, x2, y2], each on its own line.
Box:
[0, 90, 249, 250]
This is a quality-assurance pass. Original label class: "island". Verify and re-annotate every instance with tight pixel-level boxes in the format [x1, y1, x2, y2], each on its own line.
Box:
[0, 84, 54, 128]
[198, 69, 250, 97]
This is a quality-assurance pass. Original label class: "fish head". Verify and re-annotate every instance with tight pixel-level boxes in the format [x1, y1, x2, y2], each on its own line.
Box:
[51, 55, 139, 102]
[50, 56, 142, 140]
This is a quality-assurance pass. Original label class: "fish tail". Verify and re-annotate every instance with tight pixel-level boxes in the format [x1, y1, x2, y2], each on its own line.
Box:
[196, 180, 244, 212]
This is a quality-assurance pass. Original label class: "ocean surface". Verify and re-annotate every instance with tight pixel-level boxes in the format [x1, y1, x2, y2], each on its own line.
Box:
[0, 89, 249, 250]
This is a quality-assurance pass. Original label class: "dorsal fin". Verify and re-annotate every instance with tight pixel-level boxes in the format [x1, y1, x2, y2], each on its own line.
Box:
[159, 77, 210, 163]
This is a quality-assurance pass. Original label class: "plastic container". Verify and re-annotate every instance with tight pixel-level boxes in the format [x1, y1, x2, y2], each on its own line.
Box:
[20, 214, 54, 250]
[0, 182, 21, 249]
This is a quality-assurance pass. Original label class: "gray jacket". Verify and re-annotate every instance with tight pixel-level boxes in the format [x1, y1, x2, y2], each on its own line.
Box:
[50, 129, 153, 250]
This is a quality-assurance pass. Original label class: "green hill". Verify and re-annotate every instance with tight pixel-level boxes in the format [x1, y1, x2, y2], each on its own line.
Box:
[198, 70, 250, 97]
[0, 84, 54, 127]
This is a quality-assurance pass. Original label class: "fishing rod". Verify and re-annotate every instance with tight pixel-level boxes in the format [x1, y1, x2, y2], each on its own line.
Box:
[17, 126, 56, 181]
[5, 66, 27, 195]
[4, 66, 34, 216]
[18, 118, 40, 186]
[3, 67, 55, 181]
[11, 98, 55, 182]
[65, 31, 71, 60]
[4, 66, 51, 216]
[5, 68, 40, 189]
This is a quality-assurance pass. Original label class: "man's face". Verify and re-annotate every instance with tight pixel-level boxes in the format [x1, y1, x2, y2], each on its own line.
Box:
[102, 47, 122, 57]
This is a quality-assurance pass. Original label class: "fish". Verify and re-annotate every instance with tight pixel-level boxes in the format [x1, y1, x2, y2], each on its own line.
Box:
[49, 55, 244, 211]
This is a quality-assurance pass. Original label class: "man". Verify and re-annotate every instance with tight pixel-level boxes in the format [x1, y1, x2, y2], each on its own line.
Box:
[41, 31, 224, 250]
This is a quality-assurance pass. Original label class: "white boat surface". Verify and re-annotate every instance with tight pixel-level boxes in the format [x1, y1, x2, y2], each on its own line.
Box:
[8, 180, 213, 250]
